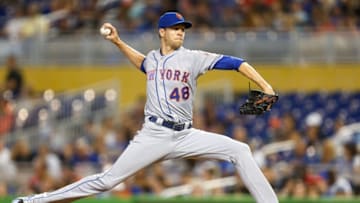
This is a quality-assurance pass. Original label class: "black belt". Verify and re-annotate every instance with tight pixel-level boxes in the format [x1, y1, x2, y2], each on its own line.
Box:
[149, 116, 192, 131]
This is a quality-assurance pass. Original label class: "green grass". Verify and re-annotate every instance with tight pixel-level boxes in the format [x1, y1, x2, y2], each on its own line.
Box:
[2, 195, 359, 203]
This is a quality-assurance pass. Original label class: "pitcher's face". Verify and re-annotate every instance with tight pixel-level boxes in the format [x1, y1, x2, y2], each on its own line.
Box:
[160, 24, 186, 49]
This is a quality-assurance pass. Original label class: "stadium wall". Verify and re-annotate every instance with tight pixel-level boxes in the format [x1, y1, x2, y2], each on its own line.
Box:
[0, 64, 359, 106]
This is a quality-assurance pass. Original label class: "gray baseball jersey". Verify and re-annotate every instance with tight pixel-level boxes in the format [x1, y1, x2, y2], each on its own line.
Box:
[143, 46, 222, 123]
[15, 47, 278, 203]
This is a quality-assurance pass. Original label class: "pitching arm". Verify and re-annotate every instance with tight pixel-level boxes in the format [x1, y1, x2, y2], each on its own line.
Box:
[101, 23, 145, 70]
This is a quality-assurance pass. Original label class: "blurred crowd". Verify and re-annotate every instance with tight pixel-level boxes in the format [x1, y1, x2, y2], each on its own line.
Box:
[0, 0, 360, 40]
[1, 0, 359, 62]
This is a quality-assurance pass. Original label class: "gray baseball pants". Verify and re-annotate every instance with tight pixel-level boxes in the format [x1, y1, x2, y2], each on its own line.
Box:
[23, 119, 278, 203]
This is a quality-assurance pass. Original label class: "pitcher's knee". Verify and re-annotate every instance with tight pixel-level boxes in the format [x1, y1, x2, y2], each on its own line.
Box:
[94, 172, 120, 191]
[231, 142, 251, 155]
[229, 142, 252, 164]
[101, 177, 119, 191]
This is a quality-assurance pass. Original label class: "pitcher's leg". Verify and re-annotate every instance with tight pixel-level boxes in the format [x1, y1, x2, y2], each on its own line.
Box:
[170, 129, 278, 203]
[22, 126, 173, 203]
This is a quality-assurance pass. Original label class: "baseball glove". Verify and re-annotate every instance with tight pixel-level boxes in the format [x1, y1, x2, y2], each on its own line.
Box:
[239, 90, 279, 115]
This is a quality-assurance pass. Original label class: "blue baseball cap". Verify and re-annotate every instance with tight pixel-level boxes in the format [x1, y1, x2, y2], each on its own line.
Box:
[158, 12, 192, 29]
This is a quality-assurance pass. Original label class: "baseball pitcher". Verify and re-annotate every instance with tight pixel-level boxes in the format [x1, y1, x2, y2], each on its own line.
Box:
[13, 11, 278, 203]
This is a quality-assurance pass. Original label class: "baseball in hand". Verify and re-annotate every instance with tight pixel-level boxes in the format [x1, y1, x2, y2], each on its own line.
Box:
[100, 26, 111, 36]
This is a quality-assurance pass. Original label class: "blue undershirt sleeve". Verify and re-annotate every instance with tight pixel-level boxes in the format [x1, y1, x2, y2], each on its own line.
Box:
[213, 55, 245, 71]
[140, 58, 146, 74]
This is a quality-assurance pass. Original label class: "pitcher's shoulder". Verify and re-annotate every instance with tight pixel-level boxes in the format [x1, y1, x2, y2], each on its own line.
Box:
[146, 49, 157, 57]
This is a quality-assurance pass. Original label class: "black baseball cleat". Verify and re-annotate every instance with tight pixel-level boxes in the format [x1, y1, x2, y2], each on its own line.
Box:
[12, 198, 25, 203]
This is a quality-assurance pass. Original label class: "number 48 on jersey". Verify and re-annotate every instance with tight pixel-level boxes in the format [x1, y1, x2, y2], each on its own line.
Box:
[170, 86, 190, 101]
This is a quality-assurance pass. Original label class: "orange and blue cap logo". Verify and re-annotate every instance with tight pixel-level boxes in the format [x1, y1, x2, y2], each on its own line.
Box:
[175, 13, 183, 20]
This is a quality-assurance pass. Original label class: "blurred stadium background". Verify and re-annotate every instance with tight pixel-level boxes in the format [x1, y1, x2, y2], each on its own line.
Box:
[0, 0, 359, 202]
